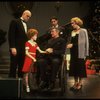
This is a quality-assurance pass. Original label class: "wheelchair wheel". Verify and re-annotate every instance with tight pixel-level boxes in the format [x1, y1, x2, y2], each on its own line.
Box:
[60, 55, 67, 95]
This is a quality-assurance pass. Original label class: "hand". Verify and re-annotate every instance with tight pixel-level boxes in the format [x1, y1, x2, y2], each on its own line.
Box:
[10, 48, 17, 56]
[67, 44, 73, 49]
[33, 59, 37, 62]
[46, 48, 53, 53]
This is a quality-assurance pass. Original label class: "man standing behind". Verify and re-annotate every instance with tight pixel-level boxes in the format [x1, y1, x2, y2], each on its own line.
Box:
[47, 16, 67, 40]
[8, 10, 32, 78]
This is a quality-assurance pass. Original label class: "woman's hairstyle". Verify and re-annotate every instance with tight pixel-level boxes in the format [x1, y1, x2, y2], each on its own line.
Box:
[27, 28, 38, 39]
[71, 17, 83, 26]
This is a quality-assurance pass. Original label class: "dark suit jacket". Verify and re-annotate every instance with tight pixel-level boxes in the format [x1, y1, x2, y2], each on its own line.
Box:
[38, 37, 66, 60]
[8, 18, 28, 54]
[46, 37, 66, 57]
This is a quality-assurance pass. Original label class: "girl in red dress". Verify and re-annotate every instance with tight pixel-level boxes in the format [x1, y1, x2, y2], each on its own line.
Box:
[22, 28, 46, 92]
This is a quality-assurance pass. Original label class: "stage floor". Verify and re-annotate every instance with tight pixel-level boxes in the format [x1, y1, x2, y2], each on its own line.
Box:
[0, 73, 100, 99]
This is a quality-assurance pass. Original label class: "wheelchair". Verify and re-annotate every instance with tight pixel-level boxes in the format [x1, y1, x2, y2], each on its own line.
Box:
[27, 51, 67, 96]
[32, 53, 67, 95]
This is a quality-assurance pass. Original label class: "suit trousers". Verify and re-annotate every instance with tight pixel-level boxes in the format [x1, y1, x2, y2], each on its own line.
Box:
[9, 51, 25, 78]
[37, 57, 61, 83]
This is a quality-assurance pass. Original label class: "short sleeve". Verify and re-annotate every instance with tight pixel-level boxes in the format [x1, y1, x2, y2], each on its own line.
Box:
[25, 42, 30, 50]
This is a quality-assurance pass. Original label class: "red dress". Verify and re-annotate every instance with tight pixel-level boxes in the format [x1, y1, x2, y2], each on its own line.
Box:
[22, 41, 38, 72]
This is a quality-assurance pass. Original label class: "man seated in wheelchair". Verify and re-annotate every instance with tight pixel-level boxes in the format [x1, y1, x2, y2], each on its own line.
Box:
[36, 27, 66, 90]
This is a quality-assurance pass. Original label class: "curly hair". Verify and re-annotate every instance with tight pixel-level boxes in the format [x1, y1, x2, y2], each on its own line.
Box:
[27, 28, 38, 39]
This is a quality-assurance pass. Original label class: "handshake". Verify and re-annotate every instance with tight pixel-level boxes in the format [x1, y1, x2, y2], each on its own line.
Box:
[45, 48, 53, 54]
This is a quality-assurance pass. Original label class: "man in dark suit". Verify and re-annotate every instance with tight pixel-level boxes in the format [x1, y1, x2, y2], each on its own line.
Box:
[37, 27, 66, 90]
[8, 10, 32, 78]
[46, 16, 68, 41]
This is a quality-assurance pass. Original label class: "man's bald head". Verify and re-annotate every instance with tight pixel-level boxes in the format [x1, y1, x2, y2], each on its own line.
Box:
[21, 10, 32, 22]
[23, 10, 31, 16]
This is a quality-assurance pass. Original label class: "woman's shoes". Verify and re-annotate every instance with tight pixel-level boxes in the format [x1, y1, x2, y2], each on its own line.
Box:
[70, 83, 78, 91]
[76, 84, 82, 90]
[26, 86, 30, 93]
[70, 83, 82, 92]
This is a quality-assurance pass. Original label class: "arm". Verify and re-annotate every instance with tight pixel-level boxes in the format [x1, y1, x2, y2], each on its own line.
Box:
[66, 31, 73, 49]
[25, 42, 36, 62]
[26, 49, 36, 62]
[53, 39, 66, 55]
[47, 39, 66, 55]
[37, 46, 47, 53]
[84, 29, 89, 57]
[67, 31, 78, 48]
[8, 20, 17, 55]
[8, 20, 17, 49]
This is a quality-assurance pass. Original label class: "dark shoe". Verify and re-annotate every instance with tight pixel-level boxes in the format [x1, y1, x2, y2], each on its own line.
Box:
[39, 81, 48, 89]
[70, 86, 75, 91]
[48, 83, 55, 90]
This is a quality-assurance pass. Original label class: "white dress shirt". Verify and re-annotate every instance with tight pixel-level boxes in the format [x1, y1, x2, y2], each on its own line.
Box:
[20, 17, 27, 33]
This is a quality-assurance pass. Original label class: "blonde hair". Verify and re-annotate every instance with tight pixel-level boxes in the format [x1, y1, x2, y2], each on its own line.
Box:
[27, 28, 38, 39]
[71, 17, 83, 26]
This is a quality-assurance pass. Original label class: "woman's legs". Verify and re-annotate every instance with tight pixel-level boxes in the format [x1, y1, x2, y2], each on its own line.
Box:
[70, 76, 82, 90]
[78, 77, 82, 85]
[70, 76, 78, 90]
[74, 76, 78, 85]
[76, 77, 82, 89]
